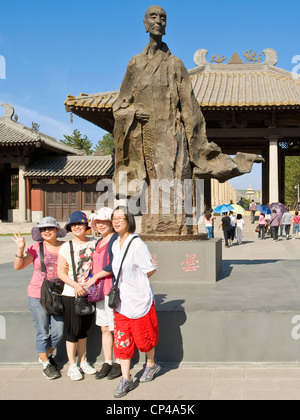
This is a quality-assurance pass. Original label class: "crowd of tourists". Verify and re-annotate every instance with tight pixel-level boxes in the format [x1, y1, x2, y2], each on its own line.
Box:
[12, 206, 160, 399]
[204, 200, 300, 247]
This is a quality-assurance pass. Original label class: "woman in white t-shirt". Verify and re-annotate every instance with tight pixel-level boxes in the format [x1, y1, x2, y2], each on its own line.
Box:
[236, 214, 245, 245]
[57, 211, 97, 381]
[111, 206, 160, 398]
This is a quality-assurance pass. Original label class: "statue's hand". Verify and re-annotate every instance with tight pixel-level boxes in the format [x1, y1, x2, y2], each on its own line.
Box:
[136, 111, 150, 123]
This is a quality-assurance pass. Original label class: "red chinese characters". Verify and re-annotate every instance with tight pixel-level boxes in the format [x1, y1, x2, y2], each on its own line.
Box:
[181, 254, 200, 272]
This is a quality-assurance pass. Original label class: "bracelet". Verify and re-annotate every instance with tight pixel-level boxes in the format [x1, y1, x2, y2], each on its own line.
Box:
[15, 254, 24, 258]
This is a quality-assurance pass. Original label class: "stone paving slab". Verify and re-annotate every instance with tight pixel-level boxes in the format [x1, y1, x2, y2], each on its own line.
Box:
[2, 365, 300, 400]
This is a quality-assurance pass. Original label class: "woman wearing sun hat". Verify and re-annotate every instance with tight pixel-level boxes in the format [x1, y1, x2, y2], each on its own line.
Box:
[57, 210, 97, 381]
[85, 207, 122, 381]
[12, 216, 67, 380]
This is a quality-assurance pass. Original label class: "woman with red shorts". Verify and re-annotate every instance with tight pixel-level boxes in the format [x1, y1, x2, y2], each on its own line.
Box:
[111, 206, 160, 398]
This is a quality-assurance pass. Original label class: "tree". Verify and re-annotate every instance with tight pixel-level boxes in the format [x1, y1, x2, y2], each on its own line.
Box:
[285, 156, 300, 209]
[60, 129, 93, 155]
[94, 132, 115, 156]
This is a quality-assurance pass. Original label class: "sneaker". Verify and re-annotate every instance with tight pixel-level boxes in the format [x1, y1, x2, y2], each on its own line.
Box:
[48, 355, 61, 370]
[43, 362, 61, 380]
[107, 363, 122, 380]
[114, 376, 134, 398]
[80, 360, 96, 375]
[95, 362, 112, 380]
[68, 363, 83, 381]
[139, 364, 161, 383]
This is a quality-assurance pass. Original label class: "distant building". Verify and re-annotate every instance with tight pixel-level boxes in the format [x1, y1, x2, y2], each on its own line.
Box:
[0, 103, 113, 222]
[245, 185, 261, 203]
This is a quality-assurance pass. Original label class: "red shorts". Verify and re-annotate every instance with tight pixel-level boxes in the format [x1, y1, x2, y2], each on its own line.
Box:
[114, 304, 158, 360]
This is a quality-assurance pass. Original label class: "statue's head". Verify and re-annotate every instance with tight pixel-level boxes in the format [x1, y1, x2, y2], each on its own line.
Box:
[144, 5, 167, 37]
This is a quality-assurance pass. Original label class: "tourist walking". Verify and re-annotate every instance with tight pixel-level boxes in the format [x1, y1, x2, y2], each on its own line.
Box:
[86, 207, 122, 381]
[257, 213, 266, 240]
[229, 211, 237, 245]
[57, 211, 97, 381]
[111, 206, 160, 398]
[269, 210, 282, 241]
[204, 210, 216, 239]
[219, 212, 231, 247]
[281, 208, 293, 239]
[236, 214, 245, 244]
[249, 199, 257, 224]
[292, 211, 300, 239]
[12, 217, 66, 379]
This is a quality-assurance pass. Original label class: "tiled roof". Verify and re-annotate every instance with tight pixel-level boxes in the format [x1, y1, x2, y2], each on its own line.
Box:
[189, 66, 300, 108]
[24, 155, 114, 179]
[65, 91, 118, 111]
[0, 103, 84, 155]
[65, 65, 300, 114]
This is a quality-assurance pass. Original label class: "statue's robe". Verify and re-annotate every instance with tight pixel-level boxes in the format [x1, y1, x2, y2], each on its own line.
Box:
[113, 43, 263, 234]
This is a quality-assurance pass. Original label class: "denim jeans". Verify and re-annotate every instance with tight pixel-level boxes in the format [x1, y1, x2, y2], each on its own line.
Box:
[205, 226, 213, 239]
[293, 224, 300, 235]
[28, 296, 64, 354]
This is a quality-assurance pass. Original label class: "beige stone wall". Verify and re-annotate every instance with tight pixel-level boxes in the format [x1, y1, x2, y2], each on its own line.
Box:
[211, 179, 237, 208]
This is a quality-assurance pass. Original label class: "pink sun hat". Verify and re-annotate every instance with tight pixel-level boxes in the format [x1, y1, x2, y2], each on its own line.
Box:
[90, 207, 114, 230]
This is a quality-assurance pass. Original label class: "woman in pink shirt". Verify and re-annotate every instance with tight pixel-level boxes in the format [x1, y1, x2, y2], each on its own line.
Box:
[12, 217, 66, 380]
[86, 207, 121, 381]
[293, 211, 300, 239]
[258, 213, 266, 239]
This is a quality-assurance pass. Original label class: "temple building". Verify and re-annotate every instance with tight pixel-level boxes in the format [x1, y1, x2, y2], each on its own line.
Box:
[0, 103, 113, 222]
[65, 48, 300, 207]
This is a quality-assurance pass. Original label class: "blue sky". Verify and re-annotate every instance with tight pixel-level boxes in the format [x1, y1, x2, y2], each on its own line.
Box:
[1, 0, 300, 190]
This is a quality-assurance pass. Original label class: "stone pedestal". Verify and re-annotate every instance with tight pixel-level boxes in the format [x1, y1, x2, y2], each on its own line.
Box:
[143, 238, 222, 284]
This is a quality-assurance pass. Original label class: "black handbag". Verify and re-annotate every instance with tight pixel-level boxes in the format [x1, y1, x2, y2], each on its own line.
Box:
[39, 242, 64, 316]
[69, 241, 95, 317]
[108, 236, 138, 309]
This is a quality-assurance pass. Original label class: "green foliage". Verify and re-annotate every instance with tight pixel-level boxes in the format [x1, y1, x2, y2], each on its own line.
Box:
[285, 156, 300, 209]
[60, 129, 93, 155]
[94, 132, 115, 155]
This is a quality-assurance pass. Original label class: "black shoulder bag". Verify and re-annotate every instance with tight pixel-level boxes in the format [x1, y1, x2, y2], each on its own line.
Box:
[39, 242, 64, 316]
[69, 240, 95, 317]
[107, 236, 138, 309]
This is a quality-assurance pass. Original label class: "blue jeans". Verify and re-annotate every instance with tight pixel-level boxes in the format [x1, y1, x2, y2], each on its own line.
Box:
[293, 224, 299, 235]
[205, 226, 213, 239]
[28, 297, 64, 354]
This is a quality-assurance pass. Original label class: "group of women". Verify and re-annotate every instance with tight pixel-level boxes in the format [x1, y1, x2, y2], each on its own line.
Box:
[12, 206, 160, 398]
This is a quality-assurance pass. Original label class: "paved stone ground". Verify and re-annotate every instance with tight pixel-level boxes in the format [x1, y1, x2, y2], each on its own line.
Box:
[2, 218, 300, 400]
[2, 364, 300, 400]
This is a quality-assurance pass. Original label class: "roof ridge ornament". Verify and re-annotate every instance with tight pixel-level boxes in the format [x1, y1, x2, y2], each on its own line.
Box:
[228, 51, 244, 64]
[193, 48, 278, 66]
[0, 103, 15, 120]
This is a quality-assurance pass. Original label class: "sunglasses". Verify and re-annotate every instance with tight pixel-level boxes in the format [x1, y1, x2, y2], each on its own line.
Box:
[70, 222, 86, 228]
[39, 227, 56, 232]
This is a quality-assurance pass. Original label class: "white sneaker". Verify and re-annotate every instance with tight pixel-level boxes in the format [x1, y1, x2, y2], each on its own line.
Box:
[68, 363, 83, 381]
[80, 360, 96, 375]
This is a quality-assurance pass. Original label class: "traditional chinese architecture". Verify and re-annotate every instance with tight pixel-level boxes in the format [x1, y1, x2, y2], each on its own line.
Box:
[0, 103, 114, 222]
[65, 48, 300, 206]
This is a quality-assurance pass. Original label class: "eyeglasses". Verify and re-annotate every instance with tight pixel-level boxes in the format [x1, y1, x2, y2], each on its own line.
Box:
[40, 227, 56, 232]
[112, 217, 127, 222]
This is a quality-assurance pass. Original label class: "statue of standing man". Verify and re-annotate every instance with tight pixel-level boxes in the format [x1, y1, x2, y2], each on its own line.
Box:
[113, 5, 263, 236]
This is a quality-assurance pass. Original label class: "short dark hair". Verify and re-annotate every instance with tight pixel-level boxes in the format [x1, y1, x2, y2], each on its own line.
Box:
[112, 206, 136, 233]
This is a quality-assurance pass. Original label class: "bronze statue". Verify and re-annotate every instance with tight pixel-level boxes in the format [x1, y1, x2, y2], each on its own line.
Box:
[113, 5, 263, 235]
